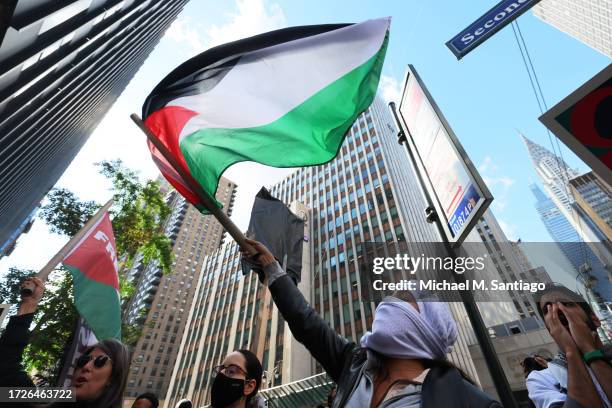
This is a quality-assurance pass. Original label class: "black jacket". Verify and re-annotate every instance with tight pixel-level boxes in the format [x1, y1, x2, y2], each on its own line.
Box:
[269, 275, 502, 407]
[0, 313, 36, 388]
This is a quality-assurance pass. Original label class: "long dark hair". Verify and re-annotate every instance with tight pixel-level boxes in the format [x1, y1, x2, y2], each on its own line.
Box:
[81, 339, 129, 408]
[237, 349, 262, 402]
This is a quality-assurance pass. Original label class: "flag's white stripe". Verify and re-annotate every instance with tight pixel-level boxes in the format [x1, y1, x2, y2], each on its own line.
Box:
[171, 18, 390, 140]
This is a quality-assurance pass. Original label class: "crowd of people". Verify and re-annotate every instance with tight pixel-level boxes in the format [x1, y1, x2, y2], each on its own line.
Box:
[0, 240, 609, 407]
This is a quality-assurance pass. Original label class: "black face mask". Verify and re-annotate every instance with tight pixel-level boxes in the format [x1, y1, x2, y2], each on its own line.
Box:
[210, 372, 245, 407]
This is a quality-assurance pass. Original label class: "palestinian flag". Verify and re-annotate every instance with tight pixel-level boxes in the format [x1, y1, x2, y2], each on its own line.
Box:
[142, 18, 390, 210]
[63, 212, 121, 340]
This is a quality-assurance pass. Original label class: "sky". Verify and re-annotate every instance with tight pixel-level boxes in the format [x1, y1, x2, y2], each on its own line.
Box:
[1, 0, 609, 275]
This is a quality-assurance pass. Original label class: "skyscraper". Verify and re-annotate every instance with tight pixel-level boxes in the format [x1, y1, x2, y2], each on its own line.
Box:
[163, 96, 521, 406]
[530, 183, 611, 305]
[473, 210, 546, 321]
[123, 176, 236, 400]
[532, 0, 611, 57]
[522, 135, 611, 261]
[0, 0, 188, 247]
[569, 172, 612, 242]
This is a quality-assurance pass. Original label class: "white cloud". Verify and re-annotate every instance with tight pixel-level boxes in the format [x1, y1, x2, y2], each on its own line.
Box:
[165, 0, 286, 57]
[378, 74, 401, 104]
[206, 0, 286, 47]
[478, 156, 498, 173]
[165, 17, 207, 56]
[497, 219, 519, 241]
[478, 156, 515, 213]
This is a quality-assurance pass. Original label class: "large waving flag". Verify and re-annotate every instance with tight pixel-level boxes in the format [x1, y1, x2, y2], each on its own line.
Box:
[142, 18, 390, 210]
[63, 212, 121, 340]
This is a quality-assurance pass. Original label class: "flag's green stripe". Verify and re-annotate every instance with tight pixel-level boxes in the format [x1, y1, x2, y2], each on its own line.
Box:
[66, 265, 122, 341]
[180, 33, 388, 211]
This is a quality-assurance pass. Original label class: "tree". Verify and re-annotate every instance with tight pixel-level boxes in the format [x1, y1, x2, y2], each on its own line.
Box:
[0, 267, 77, 386]
[0, 267, 36, 305]
[0, 159, 173, 383]
[40, 159, 173, 273]
[39, 189, 99, 236]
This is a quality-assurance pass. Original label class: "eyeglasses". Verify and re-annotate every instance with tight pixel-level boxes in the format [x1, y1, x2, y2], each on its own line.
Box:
[212, 364, 248, 378]
[76, 354, 111, 369]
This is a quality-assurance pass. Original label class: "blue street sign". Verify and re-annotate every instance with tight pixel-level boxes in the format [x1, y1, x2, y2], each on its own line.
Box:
[446, 0, 542, 59]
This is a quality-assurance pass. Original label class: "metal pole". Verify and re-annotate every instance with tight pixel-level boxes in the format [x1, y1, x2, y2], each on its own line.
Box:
[130, 114, 251, 250]
[389, 102, 518, 407]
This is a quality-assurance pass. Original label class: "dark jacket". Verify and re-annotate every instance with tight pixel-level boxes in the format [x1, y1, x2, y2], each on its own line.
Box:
[269, 275, 502, 407]
[0, 313, 95, 408]
[0, 313, 36, 388]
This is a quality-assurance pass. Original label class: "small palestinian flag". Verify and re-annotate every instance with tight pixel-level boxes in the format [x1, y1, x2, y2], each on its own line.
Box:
[142, 18, 390, 210]
[63, 212, 121, 340]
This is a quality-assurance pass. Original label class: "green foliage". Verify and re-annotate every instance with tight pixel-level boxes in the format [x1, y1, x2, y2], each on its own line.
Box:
[0, 267, 36, 305]
[98, 159, 173, 273]
[0, 268, 78, 385]
[121, 323, 142, 348]
[38, 189, 99, 236]
[0, 159, 174, 384]
[24, 270, 78, 385]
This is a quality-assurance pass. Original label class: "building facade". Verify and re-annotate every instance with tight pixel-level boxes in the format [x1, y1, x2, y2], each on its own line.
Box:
[523, 134, 612, 304]
[163, 96, 526, 407]
[0, 206, 36, 259]
[569, 171, 612, 242]
[473, 211, 549, 322]
[530, 182, 611, 307]
[0, 0, 188, 247]
[123, 177, 236, 400]
[532, 0, 612, 57]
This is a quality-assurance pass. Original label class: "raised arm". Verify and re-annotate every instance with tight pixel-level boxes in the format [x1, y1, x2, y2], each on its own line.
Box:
[545, 303, 603, 408]
[242, 239, 355, 382]
[0, 277, 45, 387]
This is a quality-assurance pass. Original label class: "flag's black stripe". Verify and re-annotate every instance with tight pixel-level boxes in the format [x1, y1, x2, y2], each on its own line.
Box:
[142, 23, 352, 118]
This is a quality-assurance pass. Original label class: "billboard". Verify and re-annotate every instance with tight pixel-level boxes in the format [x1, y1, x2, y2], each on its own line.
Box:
[446, 0, 542, 59]
[398, 65, 493, 245]
[539, 64, 612, 186]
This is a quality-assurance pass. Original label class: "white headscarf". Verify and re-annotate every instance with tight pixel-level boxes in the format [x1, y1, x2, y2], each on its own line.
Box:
[360, 298, 458, 360]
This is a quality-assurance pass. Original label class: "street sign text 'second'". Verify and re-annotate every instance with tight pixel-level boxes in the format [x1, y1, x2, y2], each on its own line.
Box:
[446, 0, 542, 59]
[397, 65, 493, 245]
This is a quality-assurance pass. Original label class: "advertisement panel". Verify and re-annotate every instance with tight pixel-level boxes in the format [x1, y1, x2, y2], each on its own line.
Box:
[398, 65, 492, 245]
[446, 0, 542, 59]
[539, 64, 612, 186]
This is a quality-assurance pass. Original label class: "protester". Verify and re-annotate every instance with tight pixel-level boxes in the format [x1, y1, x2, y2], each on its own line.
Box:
[327, 385, 337, 407]
[209, 349, 263, 408]
[0, 277, 130, 408]
[242, 239, 502, 407]
[133, 392, 159, 408]
[521, 355, 550, 378]
[527, 284, 612, 408]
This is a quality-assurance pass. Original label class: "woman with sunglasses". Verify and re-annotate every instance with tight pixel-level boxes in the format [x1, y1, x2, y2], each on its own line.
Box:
[0, 277, 129, 408]
[209, 349, 263, 408]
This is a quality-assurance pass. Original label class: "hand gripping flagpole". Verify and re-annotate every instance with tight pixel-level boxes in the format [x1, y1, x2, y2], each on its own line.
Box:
[21, 199, 114, 297]
[129, 114, 251, 252]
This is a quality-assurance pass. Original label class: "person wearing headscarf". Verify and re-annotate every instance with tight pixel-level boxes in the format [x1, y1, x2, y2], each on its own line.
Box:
[242, 239, 501, 407]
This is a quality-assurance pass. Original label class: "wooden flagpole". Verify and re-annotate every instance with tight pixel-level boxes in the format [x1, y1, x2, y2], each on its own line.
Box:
[21, 199, 114, 296]
[129, 114, 251, 250]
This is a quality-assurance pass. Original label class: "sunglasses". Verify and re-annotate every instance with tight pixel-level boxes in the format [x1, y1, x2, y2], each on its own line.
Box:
[212, 364, 248, 378]
[76, 354, 111, 369]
